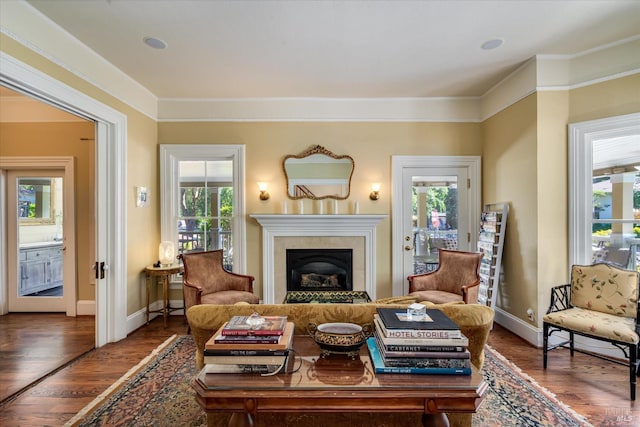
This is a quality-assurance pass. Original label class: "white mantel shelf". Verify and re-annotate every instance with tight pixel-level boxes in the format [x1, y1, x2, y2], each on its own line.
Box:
[251, 214, 387, 303]
[251, 214, 387, 229]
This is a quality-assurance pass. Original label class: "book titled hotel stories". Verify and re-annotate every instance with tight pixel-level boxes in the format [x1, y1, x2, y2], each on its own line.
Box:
[375, 308, 462, 339]
[373, 317, 468, 347]
[221, 315, 287, 336]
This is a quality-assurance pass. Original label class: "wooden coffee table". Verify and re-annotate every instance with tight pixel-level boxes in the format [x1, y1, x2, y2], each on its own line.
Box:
[192, 336, 487, 427]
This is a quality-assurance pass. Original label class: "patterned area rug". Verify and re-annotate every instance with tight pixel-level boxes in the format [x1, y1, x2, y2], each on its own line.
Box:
[65, 335, 592, 427]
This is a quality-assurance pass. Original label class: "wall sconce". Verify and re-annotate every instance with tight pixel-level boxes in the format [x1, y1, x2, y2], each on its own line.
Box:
[257, 182, 270, 200]
[158, 241, 175, 266]
[370, 183, 381, 200]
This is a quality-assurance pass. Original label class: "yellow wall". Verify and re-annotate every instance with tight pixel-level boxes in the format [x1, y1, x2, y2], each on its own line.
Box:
[569, 74, 640, 123]
[481, 95, 538, 322]
[158, 121, 482, 298]
[536, 91, 570, 321]
[0, 121, 96, 300]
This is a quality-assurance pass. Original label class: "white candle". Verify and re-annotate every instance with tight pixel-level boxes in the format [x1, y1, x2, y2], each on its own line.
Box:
[354, 201, 359, 214]
[333, 199, 338, 214]
[298, 200, 304, 214]
[318, 199, 324, 214]
[282, 201, 287, 214]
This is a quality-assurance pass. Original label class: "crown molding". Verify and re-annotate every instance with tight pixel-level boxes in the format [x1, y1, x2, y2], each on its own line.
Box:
[157, 97, 482, 122]
[0, 0, 157, 120]
[2, 1, 637, 123]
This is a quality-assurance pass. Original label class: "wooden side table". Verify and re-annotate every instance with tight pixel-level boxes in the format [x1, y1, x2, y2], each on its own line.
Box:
[144, 264, 183, 327]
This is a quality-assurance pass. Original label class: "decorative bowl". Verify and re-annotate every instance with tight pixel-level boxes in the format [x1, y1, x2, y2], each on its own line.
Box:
[307, 322, 372, 359]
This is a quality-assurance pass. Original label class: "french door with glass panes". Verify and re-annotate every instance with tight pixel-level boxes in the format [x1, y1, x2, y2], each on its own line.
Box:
[7, 171, 71, 312]
[392, 156, 480, 296]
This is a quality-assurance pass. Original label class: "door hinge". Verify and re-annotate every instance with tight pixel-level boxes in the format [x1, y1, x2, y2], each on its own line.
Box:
[467, 178, 471, 189]
[467, 232, 471, 243]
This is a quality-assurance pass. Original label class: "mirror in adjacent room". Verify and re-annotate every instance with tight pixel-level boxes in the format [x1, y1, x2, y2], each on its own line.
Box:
[18, 177, 60, 225]
[283, 145, 354, 200]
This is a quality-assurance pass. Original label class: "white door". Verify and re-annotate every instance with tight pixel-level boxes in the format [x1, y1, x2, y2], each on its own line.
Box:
[7, 170, 75, 312]
[391, 156, 481, 296]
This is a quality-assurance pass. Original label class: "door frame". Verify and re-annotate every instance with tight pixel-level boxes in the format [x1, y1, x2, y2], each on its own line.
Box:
[0, 52, 127, 346]
[391, 156, 481, 296]
[5, 161, 76, 314]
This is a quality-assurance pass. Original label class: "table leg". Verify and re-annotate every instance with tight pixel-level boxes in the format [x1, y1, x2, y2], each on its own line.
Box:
[145, 274, 151, 324]
[162, 274, 169, 327]
[228, 412, 254, 427]
[422, 413, 450, 427]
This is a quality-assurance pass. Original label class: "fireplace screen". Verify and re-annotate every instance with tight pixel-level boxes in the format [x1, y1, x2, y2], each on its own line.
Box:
[286, 249, 353, 292]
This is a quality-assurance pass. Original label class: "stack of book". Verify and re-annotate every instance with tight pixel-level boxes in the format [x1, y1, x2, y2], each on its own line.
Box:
[367, 307, 471, 375]
[204, 315, 294, 375]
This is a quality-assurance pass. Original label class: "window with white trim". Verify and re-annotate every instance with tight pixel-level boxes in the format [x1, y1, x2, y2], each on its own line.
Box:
[569, 113, 640, 272]
[160, 145, 246, 272]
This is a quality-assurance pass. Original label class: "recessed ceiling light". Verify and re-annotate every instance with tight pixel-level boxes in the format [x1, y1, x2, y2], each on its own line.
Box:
[481, 38, 504, 50]
[143, 37, 167, 49]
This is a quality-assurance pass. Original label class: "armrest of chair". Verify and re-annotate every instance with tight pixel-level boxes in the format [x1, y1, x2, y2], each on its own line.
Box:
[183, 280, 203, 311]
[546, 283, 571, 314]
[407, 271, 439, 293]
[224, 271, 256, 293]
[461, 279, 481, 304]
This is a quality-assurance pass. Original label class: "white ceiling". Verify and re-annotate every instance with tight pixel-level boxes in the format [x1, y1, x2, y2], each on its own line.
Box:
[25, 0, 640, 99]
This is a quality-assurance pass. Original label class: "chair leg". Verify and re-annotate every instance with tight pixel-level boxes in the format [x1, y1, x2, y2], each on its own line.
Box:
[630, 344, 637, 401]
[569, 331, 574, 357]
[542, 322, 549, 369]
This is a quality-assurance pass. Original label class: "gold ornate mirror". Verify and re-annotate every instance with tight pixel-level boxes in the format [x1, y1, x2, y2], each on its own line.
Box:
[283, 145, 354, 200]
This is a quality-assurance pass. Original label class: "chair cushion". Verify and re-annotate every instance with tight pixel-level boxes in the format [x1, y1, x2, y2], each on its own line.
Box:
[201, 290, 260, 305]
[570, 264, 638, 318]
[544, 307, 639, 344]
[409, 290, 463, 304]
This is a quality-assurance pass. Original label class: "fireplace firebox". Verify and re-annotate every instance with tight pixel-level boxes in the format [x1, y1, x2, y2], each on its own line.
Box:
[286, 249, 353, 292]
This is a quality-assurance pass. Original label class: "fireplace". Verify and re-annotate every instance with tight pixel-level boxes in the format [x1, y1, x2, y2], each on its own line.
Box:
[251, 214, 386, 303]
[286, 249, 353, 292]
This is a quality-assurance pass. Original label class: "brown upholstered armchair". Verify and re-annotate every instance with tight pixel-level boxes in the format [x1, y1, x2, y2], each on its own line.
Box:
[407, 249, 482, 304]
[178, 250, 260, 312]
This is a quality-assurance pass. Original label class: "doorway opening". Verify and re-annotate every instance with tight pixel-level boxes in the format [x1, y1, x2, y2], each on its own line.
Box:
[1, 52, 128, 347]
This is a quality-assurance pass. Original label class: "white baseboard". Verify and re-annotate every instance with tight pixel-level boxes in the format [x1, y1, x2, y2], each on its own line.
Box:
[495, 306, 629, 360]
[76, 300, 95, 315]
[126, 299, 185, 335]
[494, 306, 542, 346]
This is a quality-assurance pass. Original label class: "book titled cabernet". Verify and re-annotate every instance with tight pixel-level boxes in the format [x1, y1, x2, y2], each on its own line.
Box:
[366, 338, 471, 375]
[221, 315, 287, 336]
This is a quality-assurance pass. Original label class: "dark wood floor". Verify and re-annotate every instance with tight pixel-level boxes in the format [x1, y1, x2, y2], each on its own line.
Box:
[0, 315, 637, 426]
[0, 313, 95, 403]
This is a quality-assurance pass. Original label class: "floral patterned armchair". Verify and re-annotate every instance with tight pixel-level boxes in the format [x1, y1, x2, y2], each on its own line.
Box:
[543, 263, 640, 400]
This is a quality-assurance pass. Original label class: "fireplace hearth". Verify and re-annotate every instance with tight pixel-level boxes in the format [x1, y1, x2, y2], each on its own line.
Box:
[286, 249, 353, 292]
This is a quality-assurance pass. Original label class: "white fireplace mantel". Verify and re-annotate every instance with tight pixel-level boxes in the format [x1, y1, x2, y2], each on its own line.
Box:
[251, 214, 386, 303]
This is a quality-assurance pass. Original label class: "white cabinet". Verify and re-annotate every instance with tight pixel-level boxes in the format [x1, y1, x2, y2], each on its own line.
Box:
[19, 243, 63, 296]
